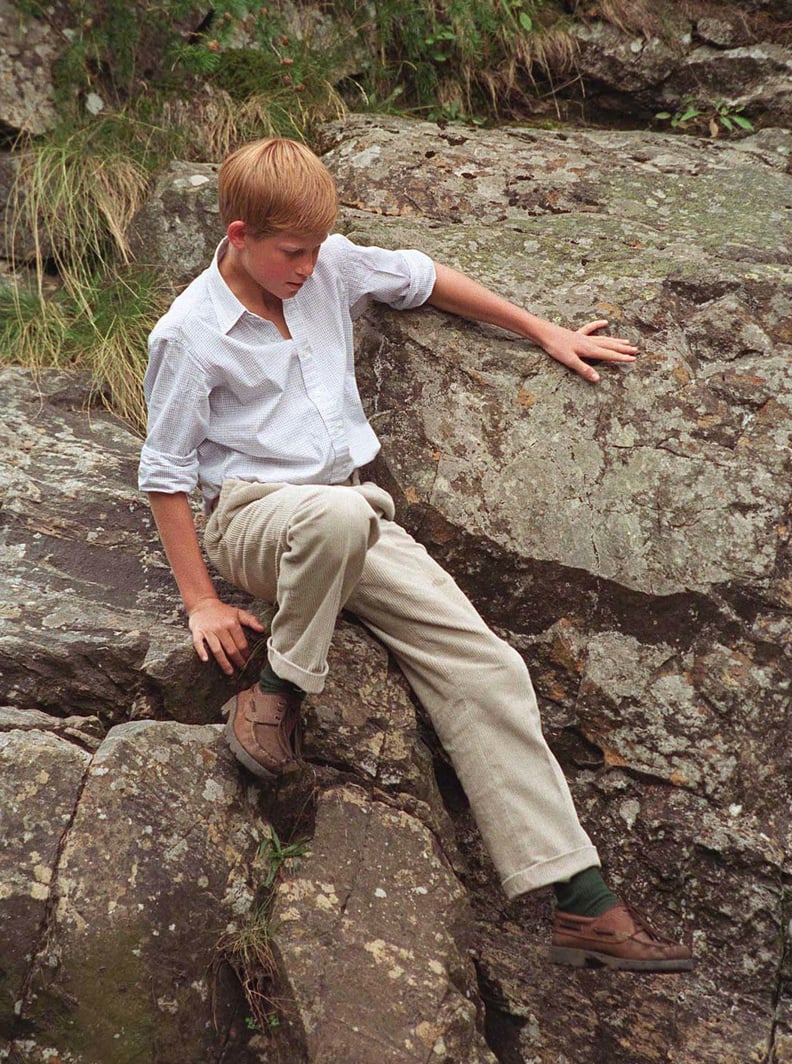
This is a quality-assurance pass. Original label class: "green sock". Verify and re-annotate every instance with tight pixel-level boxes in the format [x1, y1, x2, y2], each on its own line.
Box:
[258, 661, 305, 701]
[553, 866, 619, 918]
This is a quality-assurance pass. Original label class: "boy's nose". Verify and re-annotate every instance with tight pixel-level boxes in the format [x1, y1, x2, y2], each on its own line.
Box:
[296, 257, 315, 278]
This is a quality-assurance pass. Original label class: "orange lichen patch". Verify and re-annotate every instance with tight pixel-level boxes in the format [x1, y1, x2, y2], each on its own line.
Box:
[403, 486, 421, 504]
[595, 301, 622, 321]
[516, 387, 539, 409]
[672, 363, 691, 386]
[539, 674, 568, 702]
[697, 413, 722, 429]
[728, 373, 768, 389]
[602, 747, 629, 768]
[426, 513, 456, 544]
[548, 620, 586, 673]
[669, 770, 689, 787]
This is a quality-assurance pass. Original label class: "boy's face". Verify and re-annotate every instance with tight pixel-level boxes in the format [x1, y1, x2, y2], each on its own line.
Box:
[228, 225, 328, 303]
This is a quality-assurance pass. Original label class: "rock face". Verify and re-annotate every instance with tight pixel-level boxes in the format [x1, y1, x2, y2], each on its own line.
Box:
[3, 111, 792, 1063]
[0, 0, 60, 135]
[126, 113, 791, 1062]
[569, 15, 792, 126]
[323, 115, 792, 1064]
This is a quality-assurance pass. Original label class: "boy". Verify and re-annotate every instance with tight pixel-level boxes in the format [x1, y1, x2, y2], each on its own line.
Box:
[139, 138, 693, 972]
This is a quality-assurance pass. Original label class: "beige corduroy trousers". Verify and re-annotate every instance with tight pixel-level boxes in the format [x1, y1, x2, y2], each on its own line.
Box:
[204, 477, 599, 898]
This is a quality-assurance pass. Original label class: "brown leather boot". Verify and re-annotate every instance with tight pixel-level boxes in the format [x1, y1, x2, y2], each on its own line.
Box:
[549, 902, 695, 972]
[221, 684, 303, 780]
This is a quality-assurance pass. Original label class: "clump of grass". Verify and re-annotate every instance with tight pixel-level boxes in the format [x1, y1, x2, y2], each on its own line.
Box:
[213, 827, 309, 1036]
[0, 267, 169, 433]
[334, 0, 579, 121]
[215, 901, 281, 1034]
[9, 117, 152, 305]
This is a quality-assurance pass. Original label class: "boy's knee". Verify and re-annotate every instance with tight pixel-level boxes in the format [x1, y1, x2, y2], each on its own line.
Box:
[292, 487, 379, 554]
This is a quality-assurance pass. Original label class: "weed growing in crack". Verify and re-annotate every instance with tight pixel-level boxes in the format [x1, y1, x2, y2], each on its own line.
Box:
[258, 826, 310, 890]
[213, 826, 310, 1038]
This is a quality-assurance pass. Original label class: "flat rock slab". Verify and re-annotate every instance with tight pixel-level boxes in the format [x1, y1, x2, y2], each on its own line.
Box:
[272, 783, 495, 1064]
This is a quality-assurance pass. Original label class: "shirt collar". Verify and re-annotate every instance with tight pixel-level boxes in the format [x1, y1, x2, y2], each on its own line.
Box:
[207, 238, 248, 334]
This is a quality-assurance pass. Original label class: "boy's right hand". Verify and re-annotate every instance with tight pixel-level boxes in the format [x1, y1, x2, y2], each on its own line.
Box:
[187, 598, 266, 676]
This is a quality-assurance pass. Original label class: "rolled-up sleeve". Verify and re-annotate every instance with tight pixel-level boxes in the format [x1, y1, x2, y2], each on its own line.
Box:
[340, 236, 436, 313]
[138, 336, 210, 495]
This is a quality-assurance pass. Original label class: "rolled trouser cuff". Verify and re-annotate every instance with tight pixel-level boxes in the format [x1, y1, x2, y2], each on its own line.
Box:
[501, 845, 601, 900]
[268, 638, 328, 695]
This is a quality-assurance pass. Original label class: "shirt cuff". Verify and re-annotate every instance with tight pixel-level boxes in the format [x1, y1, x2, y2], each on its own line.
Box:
[393, 250, 436, 310]
[138, 444, 199, 494]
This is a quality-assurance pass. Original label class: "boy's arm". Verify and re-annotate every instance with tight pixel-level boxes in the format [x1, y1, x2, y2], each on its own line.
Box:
[426, 262, 637, 383]
[147, 491, 264, 676]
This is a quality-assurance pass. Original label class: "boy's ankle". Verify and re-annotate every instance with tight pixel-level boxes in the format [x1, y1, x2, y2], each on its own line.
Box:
[258, 661, 305, 701]
[553, 866, 618, 918]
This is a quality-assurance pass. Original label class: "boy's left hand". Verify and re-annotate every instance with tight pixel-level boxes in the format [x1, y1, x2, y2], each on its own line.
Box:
[538, 319, 638, 383]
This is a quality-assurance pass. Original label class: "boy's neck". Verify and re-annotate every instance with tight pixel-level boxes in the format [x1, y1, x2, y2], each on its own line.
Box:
[219, 244, 283, 320]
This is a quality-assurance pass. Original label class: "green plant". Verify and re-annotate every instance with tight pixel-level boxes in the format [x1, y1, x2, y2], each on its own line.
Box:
[710, 100, 754, 135]
[655, 97, 754, 136]
[257, 827, 310, 890]
[49, 0, 348, 133]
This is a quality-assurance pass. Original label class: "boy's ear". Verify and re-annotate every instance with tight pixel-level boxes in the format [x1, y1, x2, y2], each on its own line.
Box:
[226, 220, 247, 248]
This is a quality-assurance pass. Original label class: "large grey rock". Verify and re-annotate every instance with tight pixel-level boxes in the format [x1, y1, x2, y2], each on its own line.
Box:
[272, 784, 495, 1063]
[567, 9, 792, 125]
[15, 721, 264, 1063]
[659, 43, 792, 126]
[0, 369, 233, 724]
[323, 114, 791, 1064]
[129, 161, 223, 288]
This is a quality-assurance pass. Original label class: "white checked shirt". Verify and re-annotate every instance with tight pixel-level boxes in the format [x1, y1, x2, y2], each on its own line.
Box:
[138, 234, 436, 509]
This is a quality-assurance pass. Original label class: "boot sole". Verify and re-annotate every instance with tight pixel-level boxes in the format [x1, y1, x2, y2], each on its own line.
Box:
[549, 946, 695, 972]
